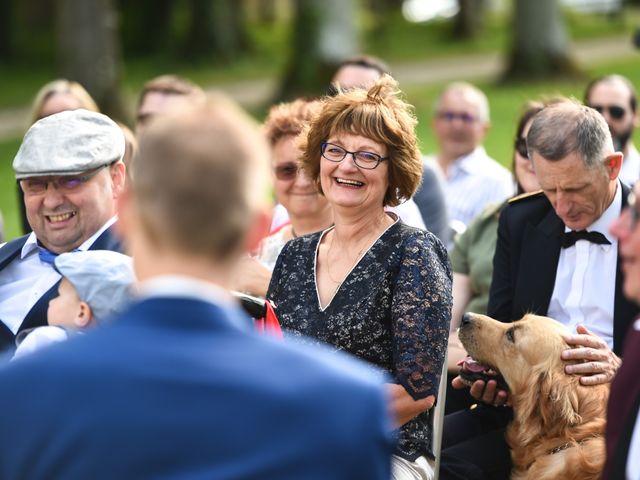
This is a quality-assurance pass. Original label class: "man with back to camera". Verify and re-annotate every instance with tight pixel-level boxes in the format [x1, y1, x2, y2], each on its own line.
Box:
[585, 74, 640, 186]
[0, 109, 126, 354]
[439, 101, 639, 480]
[426, 82, 514, 232]
[0, 96, 394, 479]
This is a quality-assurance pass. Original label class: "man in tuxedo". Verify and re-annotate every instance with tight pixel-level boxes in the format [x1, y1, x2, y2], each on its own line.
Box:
[0, 109, 126, 354]
[604, 183, 640, 479]
[440, 101, 639, 480]
[0, 97, 394, 479]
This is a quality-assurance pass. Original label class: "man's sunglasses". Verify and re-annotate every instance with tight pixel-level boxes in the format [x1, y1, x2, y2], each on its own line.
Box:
[589, 104, 627, 121]
[19, 163, 111, 195]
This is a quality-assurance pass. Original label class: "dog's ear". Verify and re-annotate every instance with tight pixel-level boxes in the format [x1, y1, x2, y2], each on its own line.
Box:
[540, 370, 581, 429]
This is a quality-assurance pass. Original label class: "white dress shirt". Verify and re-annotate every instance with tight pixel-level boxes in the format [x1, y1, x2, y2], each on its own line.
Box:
[547, 184, 621, 349]
[427, 147, 515, 227]
[0, 217, 117, 334]
[620, 143, 640, 187]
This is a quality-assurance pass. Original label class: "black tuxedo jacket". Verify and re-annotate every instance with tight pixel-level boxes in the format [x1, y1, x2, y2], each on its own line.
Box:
[0, 225, 123, 353]
[487, 184, 637, 356]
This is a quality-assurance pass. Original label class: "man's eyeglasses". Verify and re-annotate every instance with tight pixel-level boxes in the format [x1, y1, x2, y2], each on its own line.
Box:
[320, 142, 388, 170]
[514, 137, 529, 159]
[19, 163, 111, 195]
[436, 111, 478, 124]
[274, 163, 302, 181]
[589, 104, 627, 121]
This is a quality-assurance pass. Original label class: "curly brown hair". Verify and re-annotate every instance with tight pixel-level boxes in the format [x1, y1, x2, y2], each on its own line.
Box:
[263, 98, 321, 147]
[300, 75, 422, 207]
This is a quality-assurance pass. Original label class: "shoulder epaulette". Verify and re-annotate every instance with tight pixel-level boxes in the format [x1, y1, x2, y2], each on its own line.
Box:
[508, 190, 544, 204]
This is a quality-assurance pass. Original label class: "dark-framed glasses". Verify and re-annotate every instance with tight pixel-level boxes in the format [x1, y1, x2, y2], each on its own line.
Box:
[436, 110, 478, 124]
[514, 137, 529, 159]
[274, 162, 302, 181]
[19, 163, 111, 195]
[320, 142, 388, 170]
[589, 104, 627, 121]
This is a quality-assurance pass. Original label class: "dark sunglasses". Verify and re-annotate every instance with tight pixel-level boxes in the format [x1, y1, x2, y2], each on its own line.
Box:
[589, 104, 627, 120]
[18, 163, 111, 195]
[273, 163, 301, 181]
[514, 137, 528, 158]
[436, 110, 478, 124]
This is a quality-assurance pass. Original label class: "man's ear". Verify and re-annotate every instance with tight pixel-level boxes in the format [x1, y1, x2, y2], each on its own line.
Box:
[74, 301, 94, 328]
[605, 153, 623, 180]
[110, 161, 127, 197]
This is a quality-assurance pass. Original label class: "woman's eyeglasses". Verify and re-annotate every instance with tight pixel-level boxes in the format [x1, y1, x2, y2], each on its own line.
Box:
[19, 163, 111, 195]
[514, 137, 529, 159]
[589, 104, 627, 121]
[273, 163, 302, 181]
[320, 142, 388, 170]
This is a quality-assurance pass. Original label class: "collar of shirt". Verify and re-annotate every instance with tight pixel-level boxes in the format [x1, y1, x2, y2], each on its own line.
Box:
[448, 146, 489, 177]
[137, 275, 235, 309]
[21, 216, 118, 260]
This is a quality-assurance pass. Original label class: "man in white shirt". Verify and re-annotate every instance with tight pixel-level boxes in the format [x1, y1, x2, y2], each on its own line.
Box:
[426, 82, 514, 229]
[440, 101, 638, 480]
[585, 74, 640, 186]
[0, 109, 126, 354]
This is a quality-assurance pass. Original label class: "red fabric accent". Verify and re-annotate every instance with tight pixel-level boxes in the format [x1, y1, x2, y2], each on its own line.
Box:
[254, 301, 283, 341]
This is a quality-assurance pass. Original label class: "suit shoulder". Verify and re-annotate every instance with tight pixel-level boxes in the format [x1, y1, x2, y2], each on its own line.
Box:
[507, 190, 544, 204]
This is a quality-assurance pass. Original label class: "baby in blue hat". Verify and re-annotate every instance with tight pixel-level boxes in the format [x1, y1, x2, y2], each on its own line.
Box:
[13, 250, 135, 360]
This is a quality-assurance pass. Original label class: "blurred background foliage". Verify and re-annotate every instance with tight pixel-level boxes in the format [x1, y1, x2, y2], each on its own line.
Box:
[1, 0, 639, 239]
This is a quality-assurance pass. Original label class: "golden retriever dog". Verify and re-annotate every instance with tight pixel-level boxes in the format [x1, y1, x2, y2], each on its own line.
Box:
[458, 313, 608, 480]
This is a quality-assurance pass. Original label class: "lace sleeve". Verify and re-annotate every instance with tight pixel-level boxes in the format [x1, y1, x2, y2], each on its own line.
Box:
[391, 231, 452, 399]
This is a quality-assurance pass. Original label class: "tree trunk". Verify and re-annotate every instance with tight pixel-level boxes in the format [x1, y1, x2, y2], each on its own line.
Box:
[502, 0, 582, 81]
[0, 0, 15, 60]
[453, 0, 486, 39]
[56, 0, 128, 122]
[276, 0, 358, 102]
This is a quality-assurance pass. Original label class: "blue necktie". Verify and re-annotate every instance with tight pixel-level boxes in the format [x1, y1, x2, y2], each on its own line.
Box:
[37, 246, 59, 265]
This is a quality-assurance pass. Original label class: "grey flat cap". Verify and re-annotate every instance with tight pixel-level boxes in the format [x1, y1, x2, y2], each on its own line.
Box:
[54, 250, 135, 323]
[13, 109, 125, 180]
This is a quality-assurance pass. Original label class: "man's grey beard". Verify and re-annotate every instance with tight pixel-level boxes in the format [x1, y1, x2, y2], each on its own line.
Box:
[611, 125, 634, 152]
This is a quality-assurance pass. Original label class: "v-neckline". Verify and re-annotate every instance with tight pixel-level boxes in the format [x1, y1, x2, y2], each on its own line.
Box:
[314, 218, 398, 312]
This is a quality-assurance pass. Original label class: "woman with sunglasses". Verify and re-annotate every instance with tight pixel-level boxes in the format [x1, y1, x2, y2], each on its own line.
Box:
[267, 76, 452, 480]
[232, 99, 333, 297]
[445, 100, 560, 414]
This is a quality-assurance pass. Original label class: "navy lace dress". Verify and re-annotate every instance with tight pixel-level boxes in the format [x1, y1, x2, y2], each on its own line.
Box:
[267, 220, 452, 461]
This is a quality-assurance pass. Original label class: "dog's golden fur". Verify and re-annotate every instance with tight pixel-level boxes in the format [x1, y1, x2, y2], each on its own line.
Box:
[458, 313, 608, 480]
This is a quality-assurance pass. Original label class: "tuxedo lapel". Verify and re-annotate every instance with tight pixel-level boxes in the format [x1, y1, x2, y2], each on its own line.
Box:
[513, 208, 564, 317]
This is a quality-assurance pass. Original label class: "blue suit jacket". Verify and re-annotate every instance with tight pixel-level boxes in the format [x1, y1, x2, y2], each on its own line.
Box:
[0, 226, 122, 353]
[0, 296, 394, 479]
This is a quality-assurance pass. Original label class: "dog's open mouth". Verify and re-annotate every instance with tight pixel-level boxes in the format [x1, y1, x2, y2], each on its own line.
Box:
[457, 356, 509, 391]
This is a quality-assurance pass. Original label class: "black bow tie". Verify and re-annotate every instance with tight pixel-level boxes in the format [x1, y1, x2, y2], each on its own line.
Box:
[560, 230, 611, 248]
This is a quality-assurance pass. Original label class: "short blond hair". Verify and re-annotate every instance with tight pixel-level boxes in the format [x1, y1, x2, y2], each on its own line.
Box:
[132, 95, 269, 260]
[300, 75, 422, 207]
[29, 79, 99, 125]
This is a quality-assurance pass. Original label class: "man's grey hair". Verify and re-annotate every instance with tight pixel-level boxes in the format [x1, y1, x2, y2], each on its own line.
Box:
[527, 100, 614, 170]
[433, 82, 490, 123]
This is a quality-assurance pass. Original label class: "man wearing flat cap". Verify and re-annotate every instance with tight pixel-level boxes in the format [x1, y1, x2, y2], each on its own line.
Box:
[0, 109, 126, 354]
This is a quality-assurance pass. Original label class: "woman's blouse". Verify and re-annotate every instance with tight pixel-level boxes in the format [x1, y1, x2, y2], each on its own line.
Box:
[449, 201, 504, 315]
[267, 220, 452, 461]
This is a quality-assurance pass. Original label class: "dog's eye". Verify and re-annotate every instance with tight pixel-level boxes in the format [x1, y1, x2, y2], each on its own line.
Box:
[506, 329, 515, 343]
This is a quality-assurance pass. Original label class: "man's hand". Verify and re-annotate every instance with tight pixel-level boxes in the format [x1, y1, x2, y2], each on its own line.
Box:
[451, 376, 510, 407]
[561, 324, 621, 385]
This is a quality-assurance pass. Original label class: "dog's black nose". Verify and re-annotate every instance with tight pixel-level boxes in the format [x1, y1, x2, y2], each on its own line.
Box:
[462, 312, 473, 326]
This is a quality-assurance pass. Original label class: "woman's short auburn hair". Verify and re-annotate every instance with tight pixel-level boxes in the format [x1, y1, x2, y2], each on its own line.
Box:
[263, 98, 321, 147]
[299, 75, 422, 207]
